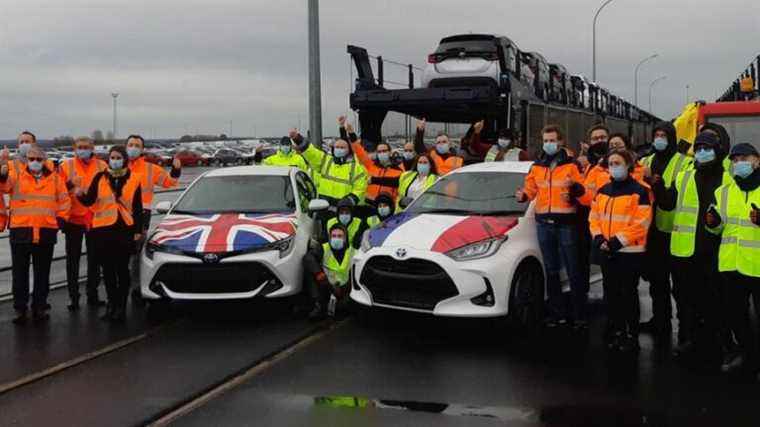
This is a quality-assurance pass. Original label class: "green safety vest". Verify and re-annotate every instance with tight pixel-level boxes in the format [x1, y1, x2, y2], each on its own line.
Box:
[712, 182, 760, 277]
[365, 215, 381, 229]
[300, 145, 368, 203]
[670, 168, 732, 257]
[397, 171, 437, 209]
[322, 243, 354, 287]
[326, 217, 362, 246]
[484, 146, 521, 162]
[642, 153, 692, 233]
[262, 150, 308, 172]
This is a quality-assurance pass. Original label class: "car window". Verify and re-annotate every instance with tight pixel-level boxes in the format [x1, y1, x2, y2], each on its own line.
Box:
[407, 172, 528, 216]
[707, 116, 760, 149]
[295, 171, 316, 211]
[172, 175, 295, 214]
[436, 39, 496, 54]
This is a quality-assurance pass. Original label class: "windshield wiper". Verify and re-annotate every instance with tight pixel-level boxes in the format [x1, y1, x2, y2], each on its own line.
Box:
[414, 208, 475, 215]
[169, 209, 200, 215]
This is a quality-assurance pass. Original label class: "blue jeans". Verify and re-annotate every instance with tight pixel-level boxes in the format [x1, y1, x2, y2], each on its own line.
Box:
[536, 219, 587, 321]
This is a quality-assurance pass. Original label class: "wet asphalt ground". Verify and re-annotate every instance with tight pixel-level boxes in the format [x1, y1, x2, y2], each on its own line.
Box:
[0, 166, 757, 427]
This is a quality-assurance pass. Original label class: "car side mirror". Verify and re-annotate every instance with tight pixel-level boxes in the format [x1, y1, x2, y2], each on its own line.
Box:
[399, 197, 413, 209]
[308, 199, 330, 212]
[154, 201, 172, 214]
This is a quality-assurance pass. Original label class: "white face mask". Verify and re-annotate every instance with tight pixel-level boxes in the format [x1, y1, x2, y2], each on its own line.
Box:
[498, 138, 511, 149]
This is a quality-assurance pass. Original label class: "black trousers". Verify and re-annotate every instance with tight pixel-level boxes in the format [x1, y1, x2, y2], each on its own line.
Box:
[723, 272, 760, 364]
[600, 252, 643, 336]
[64, 224, 101, 302]
[130, 210, 151, 289]
[11, 242, 55, 312]
[644, 229, 674, 326]
[303, 250, 326, 302]
[92, 229, 133, 310]
[671, 254, 725, 348]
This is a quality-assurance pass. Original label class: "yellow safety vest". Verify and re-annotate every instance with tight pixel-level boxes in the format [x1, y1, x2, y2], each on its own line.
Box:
[484, 146, 521, 162]
[670, 168, 732, 257]
[642, 152, 691, 232]
[262, 150, 308, 172]
[365, 215, 381, 229]
[322, 243, 354, 287]
[397, 171, 437, 209]
[711, 182, 760, 277]
[326, 217, 362, 245]
[301, 145, 368, 203]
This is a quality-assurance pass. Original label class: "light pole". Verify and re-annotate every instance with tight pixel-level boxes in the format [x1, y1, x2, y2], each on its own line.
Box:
[592, 0, 617, 82]
[111, 93, 119, 139]
[686, 84, 690, 104]
[307, 0, 323, 146]
[649, 76, 667, 113]
[634, 53, 658, 108]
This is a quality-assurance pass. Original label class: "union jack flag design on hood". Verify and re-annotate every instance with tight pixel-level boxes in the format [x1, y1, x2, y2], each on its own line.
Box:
[151, 213, 297, 253]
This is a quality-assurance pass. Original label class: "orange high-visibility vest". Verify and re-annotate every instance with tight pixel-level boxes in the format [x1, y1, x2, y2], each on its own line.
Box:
[5, 167, 70, 243]
[523, 162, 584, 215]
[128, 157, 177, 206]
[589, 180, 652, 253]
[429, 150, 463, 175]
[59, 158, 107, 226]
[91, 173, 141, 229]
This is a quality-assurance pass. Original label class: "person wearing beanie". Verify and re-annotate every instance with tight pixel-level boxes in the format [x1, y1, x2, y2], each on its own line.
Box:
[705, 143, 760, 380]
[656, 131, 732, 363]
[638, 121, 693, 339]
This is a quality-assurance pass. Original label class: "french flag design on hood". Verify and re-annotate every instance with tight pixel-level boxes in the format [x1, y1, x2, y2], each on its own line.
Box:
[368, 212, 518, 252]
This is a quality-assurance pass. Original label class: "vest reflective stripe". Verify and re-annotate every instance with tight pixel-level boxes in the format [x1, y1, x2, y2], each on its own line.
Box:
[485, 146, 499, 162]
[322, 243, 354, 287]
[144, 162, 154, 196]
[11, 207, 57, 216]
[8, 170, 67, 242]
[326, 217, 362, 243]
[366, 216, 381, 228]
[320, 157, 356, 185]
[714, 183, 760, 277]
[485, 147, 521, 162]
[671, 170, 731, 257]
[644, 153, 690, 232]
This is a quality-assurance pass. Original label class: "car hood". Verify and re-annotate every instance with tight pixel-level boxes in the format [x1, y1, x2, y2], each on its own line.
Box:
[368, 211, 518, 252]
[150, 212, 297, 253]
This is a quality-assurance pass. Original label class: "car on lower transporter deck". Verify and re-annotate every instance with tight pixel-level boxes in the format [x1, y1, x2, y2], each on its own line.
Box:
[140, 166, 324, 305]
[350, 161, 547, 325]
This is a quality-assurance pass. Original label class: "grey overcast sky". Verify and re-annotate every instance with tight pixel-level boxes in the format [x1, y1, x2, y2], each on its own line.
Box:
[1, 0, 758, 139]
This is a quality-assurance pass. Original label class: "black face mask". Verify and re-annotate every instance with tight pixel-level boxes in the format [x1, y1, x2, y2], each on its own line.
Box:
[588, 142, 608, 163]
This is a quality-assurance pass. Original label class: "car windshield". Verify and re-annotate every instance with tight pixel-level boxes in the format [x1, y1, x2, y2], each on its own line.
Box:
[706, 115, 760, 149]
[407, 172, 527, 216]
[172, 175, 295, 215]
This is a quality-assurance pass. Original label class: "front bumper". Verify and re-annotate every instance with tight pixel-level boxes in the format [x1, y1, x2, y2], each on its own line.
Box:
[350, 246, 513, 317]
[140, 246, 304, 301]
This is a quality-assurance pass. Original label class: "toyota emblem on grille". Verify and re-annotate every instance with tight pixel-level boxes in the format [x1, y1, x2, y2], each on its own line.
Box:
[203, 253, 220, 264]
[395, 248, 407, 258]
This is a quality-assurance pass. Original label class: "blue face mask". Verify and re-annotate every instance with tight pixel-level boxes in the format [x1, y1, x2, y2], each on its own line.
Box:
[694, 148, 716, 164]
[652, 137, 668, 151]
[19, 143, 31, 157]
[27, 160, 42, 173]
[281, 145, 292, 155]
[378, 205, 391, 218]
[76, 148, 93, 160]
[329, 237, 345, 251]
[377, 152, 390, 165]
[334, 147, 348, 159]
[543, 142, 559, 156]
[733, 161, 754, 179]
[109, 158, 124, 170]
[126, 146, 142, 159]
[609, 164, 628, 181]
[436, 142, 450, 154]
[417, 162, 430, 175]
[338, 213, 351, 225]
[403, 151, 415, 161]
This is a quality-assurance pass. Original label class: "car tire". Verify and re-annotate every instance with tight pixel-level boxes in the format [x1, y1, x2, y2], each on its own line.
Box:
[507, 259, 544, 333]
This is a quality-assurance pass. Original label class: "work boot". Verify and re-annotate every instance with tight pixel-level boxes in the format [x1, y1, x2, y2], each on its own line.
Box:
[32, 309, 50, 323]
[12, 310, 27, 325]
[110, 307, 126, 323]
[308, 302, 325, 321]
[720, 353, 745, 374]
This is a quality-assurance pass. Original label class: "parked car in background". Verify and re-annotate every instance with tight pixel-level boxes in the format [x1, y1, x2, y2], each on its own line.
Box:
[144, 150, 167, 166]
[174, 149, 206, 167]
[524, 52, 551, 100]
[209, 149, 243, 167]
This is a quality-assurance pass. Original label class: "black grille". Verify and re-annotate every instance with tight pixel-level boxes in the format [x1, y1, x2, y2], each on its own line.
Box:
[154, 262, 276, 294]
[360, 256, 458, 310]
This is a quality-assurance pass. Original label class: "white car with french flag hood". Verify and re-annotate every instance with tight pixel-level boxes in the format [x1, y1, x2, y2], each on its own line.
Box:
[351, 161, 546, 323]
[140, 166, 323, 306]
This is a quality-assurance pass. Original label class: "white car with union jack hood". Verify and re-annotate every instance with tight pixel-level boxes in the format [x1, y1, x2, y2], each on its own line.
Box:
[351, 161, 546, 323]
[140, 166, 321, 302]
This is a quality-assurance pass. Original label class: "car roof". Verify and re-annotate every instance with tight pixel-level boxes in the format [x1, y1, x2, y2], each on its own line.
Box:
[448, 161, 533, 175]
[203, 165, 293, 177]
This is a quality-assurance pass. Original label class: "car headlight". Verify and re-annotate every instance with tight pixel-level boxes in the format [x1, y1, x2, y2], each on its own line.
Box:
[272, 236, 295, 259]
[360, 230, 371, 253]
[445, 237, 505, 261]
